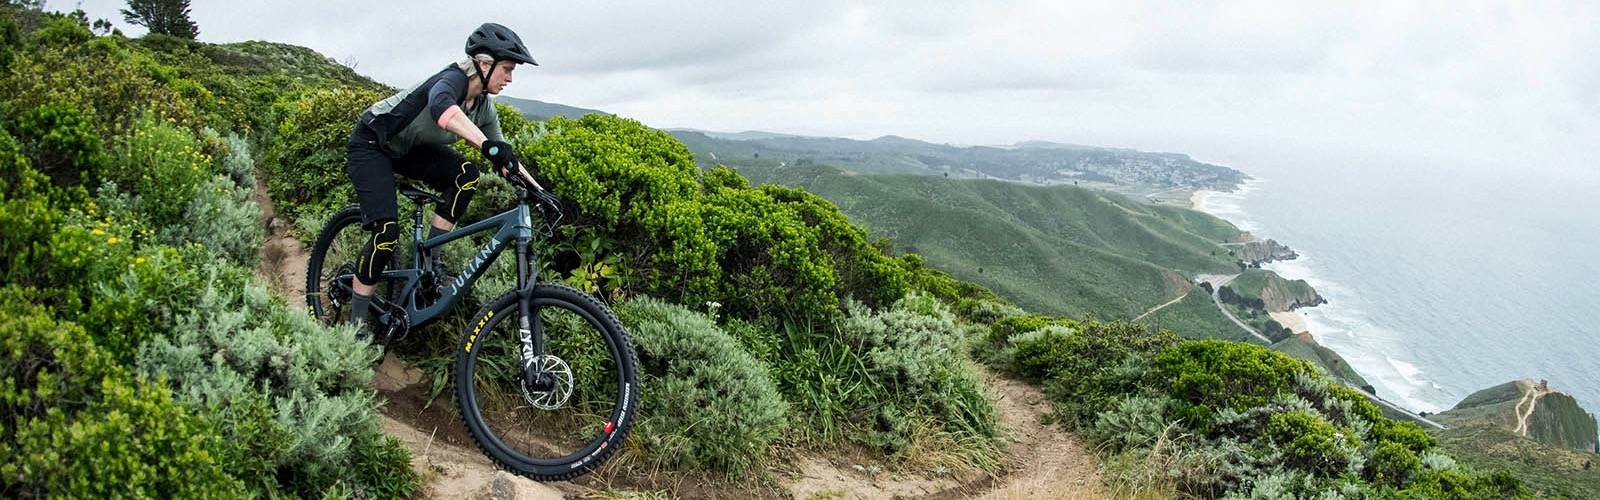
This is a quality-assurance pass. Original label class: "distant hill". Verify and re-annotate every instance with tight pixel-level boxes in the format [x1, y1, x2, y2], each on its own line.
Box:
[672, 129, 1248, 194]
[497, 96, 608, 121]
[735, 164, 1240, 326]
[1434, 379, 1599, 453]
[665, 129, 811, 141]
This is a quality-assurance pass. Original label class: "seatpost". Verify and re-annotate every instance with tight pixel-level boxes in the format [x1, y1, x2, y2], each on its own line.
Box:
[412, 204, 427, 268]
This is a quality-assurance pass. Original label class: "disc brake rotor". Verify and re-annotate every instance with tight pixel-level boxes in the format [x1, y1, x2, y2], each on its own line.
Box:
[521, 355, 575, 410]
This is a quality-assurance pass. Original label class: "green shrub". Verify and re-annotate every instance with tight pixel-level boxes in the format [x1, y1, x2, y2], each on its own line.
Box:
[8, 99, 103, 184]
[4, 43, 197, 138]
[1010, 320, 1179, 427]
[617, 297, 788, 474]
[77, 245, 198, 362]
[1154, 340, 1314, 431]
[1401, 468, 1526, 499]
[1367, 441, 1422, 487]
[1089, 395, 1177, 452]
[832, 295, 997, 456]
[0, 288, 245, 498]
[134, 262, 411, 497]
[986, 313, 1075, 345]
[0, 130, 65, 290]
[263, 86, 384, 221]
[22, 10, 89, 49]
[108, 113, 214, 228]
[524, 114, 909, 325]
[1265, 410, 1355, 476]
[0, 9, 19, 69]
[157, 174, 263, 267]
[760, 182, 908, 308]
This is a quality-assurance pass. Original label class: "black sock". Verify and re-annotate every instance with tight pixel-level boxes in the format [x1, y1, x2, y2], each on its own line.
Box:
[350, 290, 372, 323]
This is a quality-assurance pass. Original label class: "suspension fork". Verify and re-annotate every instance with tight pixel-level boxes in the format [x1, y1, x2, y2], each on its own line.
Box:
[515, 239, 544, 370]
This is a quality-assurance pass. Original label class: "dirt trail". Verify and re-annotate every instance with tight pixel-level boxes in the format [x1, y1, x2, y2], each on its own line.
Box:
[253, 178, 308, 309]
[973, 373, 1105, 499]
[1513, 382, 1548, 436]
[781, 370, 1105, 499]
[1132, 291, 1188, 322]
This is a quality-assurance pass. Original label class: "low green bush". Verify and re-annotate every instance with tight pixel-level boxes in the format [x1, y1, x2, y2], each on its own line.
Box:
[263, 86, 384, 221]
[1266, 410, 1356, 476]
[826, 295, 997, 458]
[1009, 320, 1180, 427]
[1154, 339, 1313, 431]
[0, 288, 245, 498]
[523, 114, 909, 325]
[107, 113, 215, 228]
[134, 261, 411, 497]
[616, 297, 787, 474]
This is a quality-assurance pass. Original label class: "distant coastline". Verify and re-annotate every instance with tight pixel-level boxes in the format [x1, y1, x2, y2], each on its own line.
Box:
[1188, 182, 1443, 415]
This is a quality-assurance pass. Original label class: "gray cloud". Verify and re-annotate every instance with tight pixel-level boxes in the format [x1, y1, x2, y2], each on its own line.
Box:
[65, 0, 1600, 178]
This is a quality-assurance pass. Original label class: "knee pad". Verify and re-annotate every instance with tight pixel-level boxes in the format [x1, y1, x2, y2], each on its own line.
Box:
[356, 219, 402, 285]
[440, 162, 480, 224]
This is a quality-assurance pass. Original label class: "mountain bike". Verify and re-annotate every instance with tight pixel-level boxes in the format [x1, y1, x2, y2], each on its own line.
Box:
[304, 170, 639, 481]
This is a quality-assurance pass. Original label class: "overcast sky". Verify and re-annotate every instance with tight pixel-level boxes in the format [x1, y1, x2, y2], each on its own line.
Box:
[68, 1, 1599, 182]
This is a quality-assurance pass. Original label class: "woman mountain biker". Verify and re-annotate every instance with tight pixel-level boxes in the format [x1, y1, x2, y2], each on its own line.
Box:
[344, 22, 540, 334]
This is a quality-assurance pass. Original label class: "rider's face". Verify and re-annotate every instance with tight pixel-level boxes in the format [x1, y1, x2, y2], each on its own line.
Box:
[487, 61, 516, 95]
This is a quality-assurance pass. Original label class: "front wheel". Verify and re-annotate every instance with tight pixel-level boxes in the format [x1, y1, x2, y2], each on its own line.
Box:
[455, 283, 640, 481]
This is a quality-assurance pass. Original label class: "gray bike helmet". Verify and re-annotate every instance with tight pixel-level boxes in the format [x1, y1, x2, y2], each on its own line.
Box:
[466, 23, 538, 66]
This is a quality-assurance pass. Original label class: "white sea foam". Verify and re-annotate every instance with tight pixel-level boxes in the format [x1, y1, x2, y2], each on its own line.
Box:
[1194, 178, 1451, 413]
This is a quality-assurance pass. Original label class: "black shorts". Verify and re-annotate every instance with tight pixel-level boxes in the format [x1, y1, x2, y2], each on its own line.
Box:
[346, 124, 471, 229]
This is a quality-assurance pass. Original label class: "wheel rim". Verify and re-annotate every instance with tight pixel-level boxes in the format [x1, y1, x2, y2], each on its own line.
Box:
[462, 296, 629, 467]
[309, 212, 396, 325]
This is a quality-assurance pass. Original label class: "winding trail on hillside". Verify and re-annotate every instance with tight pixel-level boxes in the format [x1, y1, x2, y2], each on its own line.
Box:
[1132, 291, 1190, 322]
[1514, 384, 1549, 436]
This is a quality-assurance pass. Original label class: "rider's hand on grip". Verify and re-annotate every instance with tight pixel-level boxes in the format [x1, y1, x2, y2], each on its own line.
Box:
[482, 140, 518, 170]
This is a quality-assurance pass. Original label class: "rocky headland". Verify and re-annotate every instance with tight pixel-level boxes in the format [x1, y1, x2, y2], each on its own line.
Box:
[1230, 237, 1299, 267]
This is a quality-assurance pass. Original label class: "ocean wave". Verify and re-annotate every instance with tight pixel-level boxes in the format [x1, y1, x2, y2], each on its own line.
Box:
[1194, 180, 1454, 413]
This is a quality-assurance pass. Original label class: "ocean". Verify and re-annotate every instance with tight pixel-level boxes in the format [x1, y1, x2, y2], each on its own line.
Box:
[1192, 157, 1600, 415]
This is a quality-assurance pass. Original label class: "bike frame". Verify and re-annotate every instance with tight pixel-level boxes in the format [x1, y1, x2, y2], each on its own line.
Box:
[380, 193, 540, 332]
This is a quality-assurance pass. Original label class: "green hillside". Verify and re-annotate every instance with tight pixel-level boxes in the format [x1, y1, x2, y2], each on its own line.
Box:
[1436, 380, 1600, 453]
[0, 5, 1563, 498]
[1272, 335, 1374, 392]
[497, 95, 607, 120]
[1433, 425, 1600, 498]
[736, 164, 1240, 320]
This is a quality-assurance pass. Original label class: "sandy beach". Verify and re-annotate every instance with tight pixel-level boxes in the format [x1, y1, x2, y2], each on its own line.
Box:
[1189, 190, 1210, 210]
[1270, 310, 1311, 335]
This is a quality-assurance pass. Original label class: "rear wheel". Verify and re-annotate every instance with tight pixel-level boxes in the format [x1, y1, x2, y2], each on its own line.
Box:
[455, 284, 640, 481]
[305, 206, 403, 342]
[306, 206, 366, 326]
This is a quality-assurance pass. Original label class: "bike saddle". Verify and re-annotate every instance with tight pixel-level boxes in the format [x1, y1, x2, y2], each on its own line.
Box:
[398, 184, 445, 205]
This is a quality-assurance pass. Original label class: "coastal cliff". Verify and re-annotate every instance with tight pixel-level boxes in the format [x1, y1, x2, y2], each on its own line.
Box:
[1230, 238, 1298, 267]
[1219, 268, 1326, 312]
[1434, 379, 1600, 453]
